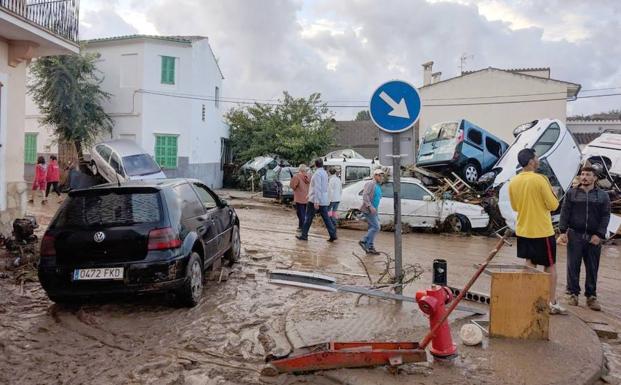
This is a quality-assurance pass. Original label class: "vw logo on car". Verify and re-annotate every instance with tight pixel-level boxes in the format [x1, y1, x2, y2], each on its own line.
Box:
[93, 231, 106, 243]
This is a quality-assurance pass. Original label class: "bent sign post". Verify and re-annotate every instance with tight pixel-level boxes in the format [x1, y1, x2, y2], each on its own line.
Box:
[369, 80, 422, 294]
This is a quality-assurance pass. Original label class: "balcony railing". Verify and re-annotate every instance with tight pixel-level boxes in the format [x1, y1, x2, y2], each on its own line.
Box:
[0, 0, 79, 42]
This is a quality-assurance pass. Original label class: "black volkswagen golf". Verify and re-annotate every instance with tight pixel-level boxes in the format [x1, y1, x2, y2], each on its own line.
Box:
[38, 179, 240, 307]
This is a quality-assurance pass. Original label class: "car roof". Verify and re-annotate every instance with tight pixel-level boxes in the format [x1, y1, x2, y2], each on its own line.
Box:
[96, 139, 150, 157]
[69, 178, 204, 195]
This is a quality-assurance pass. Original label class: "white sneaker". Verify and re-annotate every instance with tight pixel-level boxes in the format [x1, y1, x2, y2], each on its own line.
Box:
[549, 302, 568, 315]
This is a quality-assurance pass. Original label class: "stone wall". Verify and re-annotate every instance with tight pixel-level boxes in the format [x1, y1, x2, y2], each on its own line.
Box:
[0, 181, 28, 236]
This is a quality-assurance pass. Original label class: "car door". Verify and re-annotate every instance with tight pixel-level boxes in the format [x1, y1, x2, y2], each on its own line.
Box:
[400, 182, 436, 228]
[109, 152, 127, 182]
[173, 183, 217, 263]
[536, 122, 580, 197]
[95, 145, 113, 181]
[192, 182, 232, 255]
[262, 169, 280, 198]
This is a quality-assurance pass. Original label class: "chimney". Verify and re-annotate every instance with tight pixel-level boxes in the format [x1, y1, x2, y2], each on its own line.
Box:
[422, 61, 434, 86]
[431, 71, 442, 84]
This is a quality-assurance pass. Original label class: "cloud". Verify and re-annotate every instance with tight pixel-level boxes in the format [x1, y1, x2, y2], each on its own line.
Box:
[79, 0, 621, 118]
[80, 5, 139, 39]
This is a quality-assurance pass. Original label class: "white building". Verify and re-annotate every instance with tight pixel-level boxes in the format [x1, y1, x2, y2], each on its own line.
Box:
[418, 62, 581, 143]
[25, 35, 230, 189]
[1, 0, 79, 234]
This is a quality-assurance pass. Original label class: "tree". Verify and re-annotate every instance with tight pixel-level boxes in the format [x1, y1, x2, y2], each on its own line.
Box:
[355, 110, 371, 121]
[226, 92, 335, 166]
[28, 51, 113, 163]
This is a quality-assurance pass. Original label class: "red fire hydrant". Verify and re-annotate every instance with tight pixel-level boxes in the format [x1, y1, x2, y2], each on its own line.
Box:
[416, 286, 457, 358]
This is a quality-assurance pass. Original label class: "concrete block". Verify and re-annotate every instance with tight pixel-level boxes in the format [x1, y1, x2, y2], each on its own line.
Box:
[588, 323, 619, 339]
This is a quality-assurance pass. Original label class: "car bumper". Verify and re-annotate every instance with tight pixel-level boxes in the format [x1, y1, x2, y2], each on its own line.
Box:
[38, 255, 189, 297]
[469, 216, 490, 229]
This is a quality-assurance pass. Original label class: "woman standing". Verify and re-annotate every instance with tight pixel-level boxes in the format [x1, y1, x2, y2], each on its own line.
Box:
[30, 156, 47, 204]
[328, 168, 342, 226]
[45, 155, 62, 202]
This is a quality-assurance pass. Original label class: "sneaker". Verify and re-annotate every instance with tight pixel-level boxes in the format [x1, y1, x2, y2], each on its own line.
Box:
[358, 240, 368, 253]
[295, 235, 307, 241]
[327, 237, 337, 242]
[549, 302, 568, 315]
[587, 296, 601, 311]
[367, 248, 380, 255]
[568, 294, 579, 306]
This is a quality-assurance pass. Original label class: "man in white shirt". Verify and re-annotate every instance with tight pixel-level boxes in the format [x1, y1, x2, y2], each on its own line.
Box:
[296, 158, 338, 242]
[328, 168, 342, 226]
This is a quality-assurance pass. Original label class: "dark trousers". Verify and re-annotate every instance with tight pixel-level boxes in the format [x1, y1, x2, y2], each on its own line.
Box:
[45, 181, 61, 197]
[301, 203, 337, 239]
[566, 230, 601, 298]
[295, 203, 307, 230]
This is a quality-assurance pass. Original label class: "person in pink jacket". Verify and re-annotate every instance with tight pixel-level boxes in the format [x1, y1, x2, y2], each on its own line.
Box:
[30, 156, 47, 204]
[45, 155, 62, 201]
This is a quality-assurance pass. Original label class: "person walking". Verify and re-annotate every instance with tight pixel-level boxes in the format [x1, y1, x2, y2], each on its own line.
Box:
[296, 158, 337, 242]
[290, 164, 311, 232]
[358, 169, 384, 255]
[30, 156, 47, 204]
[328, 168, 342, 227]
[558, 166, 611, 311]
[45, 155, 62, 202]
[509, 148, 566, 315]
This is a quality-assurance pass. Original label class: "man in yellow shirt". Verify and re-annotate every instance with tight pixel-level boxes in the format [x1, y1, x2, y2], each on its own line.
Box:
[509, 148, 566, 315]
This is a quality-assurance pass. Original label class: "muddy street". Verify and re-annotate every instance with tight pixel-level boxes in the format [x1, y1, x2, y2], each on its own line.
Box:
[1, 191, 620, 385]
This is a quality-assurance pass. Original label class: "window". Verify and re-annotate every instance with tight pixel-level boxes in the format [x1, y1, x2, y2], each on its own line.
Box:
[161, 56, 176, 85]
[215, 86, 220, 108]
[122, 154, 161, 177]
[467, 129, 483, 146]
[380, 182, 394, 198]
[220, 138, 232, 170]
[174, 183, 204, 219]
[120, 53, 138, 88]
[110, 153, 124, 176]
[423, 122, 459, 143]
[485, 137, 503, 158]
[155, 135, 178, 168]
[533, 123, 560, 156]
[193, 183, 218, 209]
[96, 145, 112, 162]
[345, 166, 370, 181]
[24, 133, 37, 164]
[401, 183, 431, 201]
[201, 104, 206, 121]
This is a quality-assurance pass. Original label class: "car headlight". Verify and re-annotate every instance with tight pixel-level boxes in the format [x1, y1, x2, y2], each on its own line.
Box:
[478, 171, 497, 184]
[282, 186, 292, 192]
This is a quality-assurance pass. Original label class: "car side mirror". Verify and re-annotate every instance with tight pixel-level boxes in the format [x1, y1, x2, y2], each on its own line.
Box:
[423, 195, 433, 202]
[219, 199, 228, 207]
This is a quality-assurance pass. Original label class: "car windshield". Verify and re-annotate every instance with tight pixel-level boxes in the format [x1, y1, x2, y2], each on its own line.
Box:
[423, 122, 459, 143]
[122, 154, 161, 176]
[279, 168, 297, 181]
[54, 191, 161, 228]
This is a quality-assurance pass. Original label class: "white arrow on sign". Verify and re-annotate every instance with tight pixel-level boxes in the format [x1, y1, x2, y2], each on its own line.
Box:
[379, 91, 410, 119]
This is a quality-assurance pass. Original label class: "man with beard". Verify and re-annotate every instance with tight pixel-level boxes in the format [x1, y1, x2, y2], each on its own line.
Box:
[558, 166, 611, 311]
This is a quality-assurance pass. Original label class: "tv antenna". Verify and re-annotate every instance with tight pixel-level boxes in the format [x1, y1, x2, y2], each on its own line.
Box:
[459, 53, 474, 73]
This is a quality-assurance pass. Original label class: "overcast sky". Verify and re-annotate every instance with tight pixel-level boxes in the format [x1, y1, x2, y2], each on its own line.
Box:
[79, 0, 621, 119]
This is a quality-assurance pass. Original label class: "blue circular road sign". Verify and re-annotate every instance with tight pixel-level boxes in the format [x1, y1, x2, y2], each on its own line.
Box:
[369, 80, 421, 133]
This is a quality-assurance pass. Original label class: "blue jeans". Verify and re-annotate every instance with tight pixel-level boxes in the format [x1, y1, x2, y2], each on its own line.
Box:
[301, 203, 337, 239]
[362, 212, 380, 249]
[328, 201, 340, 226]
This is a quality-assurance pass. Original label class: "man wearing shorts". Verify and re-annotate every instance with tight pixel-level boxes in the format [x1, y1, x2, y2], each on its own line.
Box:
[509, 148, 566, 315]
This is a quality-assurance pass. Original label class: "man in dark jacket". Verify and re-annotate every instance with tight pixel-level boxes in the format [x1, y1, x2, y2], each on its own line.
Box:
[558, 166, 611, 311]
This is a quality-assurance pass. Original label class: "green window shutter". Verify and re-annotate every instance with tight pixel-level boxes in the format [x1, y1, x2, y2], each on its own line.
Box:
[24, 133, 37, 164]
[154, 135, 178, 168]
[161, 56, 175, 84]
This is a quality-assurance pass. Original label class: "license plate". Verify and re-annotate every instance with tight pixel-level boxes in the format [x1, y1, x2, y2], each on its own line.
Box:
[73, 267, 124, 281]
[418, 154, 433, 161]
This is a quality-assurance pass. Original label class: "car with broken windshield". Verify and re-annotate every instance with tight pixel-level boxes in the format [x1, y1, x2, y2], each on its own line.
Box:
[90, 139, 167, 184]
[38, 179, 240, 307]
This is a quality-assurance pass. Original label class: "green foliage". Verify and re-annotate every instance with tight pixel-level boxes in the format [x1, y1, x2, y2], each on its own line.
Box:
[28, 51, 113, 158]
[226, 92, 335, 166]
[355, 110, 371, 121]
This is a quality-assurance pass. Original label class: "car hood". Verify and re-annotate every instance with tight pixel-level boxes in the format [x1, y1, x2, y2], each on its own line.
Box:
[128, 171, 167, 180]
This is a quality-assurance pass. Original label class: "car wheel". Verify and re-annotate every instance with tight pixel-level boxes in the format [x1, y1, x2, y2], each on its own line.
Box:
[90, 161, 98, 176]
[224, 225, 241, 266]
[177, 252, 203, 307]
[461, 162, 480, 184]
[445, 214, 471, 233]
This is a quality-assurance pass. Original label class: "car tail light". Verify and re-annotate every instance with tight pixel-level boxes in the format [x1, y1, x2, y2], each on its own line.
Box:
[40, 234, 56, 257]
[456, 130, 464, 143]
[148, 228, 182, 250]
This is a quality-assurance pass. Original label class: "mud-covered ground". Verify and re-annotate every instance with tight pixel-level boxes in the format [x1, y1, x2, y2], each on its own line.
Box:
[1, 190, 620, 385]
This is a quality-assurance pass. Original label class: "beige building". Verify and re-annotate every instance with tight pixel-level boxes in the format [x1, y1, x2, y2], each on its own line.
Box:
[418, 62, 581, 143]
[0, 1, 79, 234]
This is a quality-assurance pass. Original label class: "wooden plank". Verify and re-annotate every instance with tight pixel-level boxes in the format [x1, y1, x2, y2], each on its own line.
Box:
[489, 271, 550, 340]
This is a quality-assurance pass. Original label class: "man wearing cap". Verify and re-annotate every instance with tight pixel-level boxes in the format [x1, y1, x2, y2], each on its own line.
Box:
[509, 148, 566, 315]
[359, 169, 385, 255]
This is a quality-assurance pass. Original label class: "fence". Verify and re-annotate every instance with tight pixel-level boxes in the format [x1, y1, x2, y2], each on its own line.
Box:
[0, 0, 79, 42]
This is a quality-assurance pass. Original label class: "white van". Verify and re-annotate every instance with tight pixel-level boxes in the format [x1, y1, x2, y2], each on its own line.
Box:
[323, 157, 381, 185]
[581, 131, 621, 182]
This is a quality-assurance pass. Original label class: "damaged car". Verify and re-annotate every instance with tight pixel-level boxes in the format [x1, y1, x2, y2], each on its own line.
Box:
[38, 179, 240, 307]
[581, 130, 621, 184]
[90, 140, 166, 183]
[262, 166, 298, 203]
[337, 177, 489, 232]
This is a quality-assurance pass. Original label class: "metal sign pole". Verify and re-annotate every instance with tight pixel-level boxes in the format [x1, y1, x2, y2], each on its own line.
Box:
[392, 135, 403, 294]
